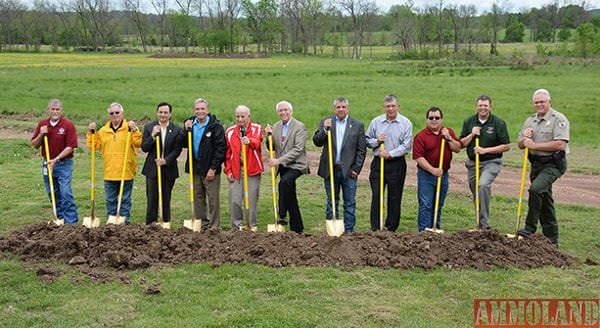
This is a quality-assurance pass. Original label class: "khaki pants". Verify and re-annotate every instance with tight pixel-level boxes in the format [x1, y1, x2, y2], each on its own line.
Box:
[228, 168, 261, 229]
[193, 173, 221, 229]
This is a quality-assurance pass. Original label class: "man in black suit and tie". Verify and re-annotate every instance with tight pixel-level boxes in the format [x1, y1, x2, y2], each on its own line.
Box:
[313, 97, 366, 233]
[142, 102, 184, 226]
[265, 101, 309, 233]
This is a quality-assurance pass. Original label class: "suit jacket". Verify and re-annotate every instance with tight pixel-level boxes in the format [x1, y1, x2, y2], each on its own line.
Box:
[313, 115, 366, 179]
[272, 117, 309, 174]
[141, 121, 184, 180]
[182, 114, 226, 176]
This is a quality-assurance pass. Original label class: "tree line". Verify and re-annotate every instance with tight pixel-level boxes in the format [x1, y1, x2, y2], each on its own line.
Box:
[1, 0, 599, 58]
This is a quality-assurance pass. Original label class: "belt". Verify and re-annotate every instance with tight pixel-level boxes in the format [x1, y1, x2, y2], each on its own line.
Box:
[377, 155, 405, 162]
[334, 164, 342, 170]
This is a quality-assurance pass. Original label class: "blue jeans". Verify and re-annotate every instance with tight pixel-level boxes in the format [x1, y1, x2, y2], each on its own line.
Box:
[324, 169, 358, 233]
[105, 180, 134, 224]
[42, 159, 78, 224]
[417, 168, 448, 232]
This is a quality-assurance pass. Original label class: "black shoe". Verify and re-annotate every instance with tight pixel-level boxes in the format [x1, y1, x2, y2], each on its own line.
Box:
[517, 228, 534, 237]
[479, 224, 491, 230]
[277, 218, 287, 226]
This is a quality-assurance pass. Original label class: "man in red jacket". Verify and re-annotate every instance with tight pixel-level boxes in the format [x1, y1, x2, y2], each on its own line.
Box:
[224, 105, 264, 231]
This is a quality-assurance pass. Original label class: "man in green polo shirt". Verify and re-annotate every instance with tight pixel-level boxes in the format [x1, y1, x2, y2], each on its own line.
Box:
[460, 95, 511, 229]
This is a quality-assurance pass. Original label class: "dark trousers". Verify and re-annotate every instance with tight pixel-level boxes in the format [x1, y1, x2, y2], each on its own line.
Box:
[524, 162, 563, 244]
[278, 166, 303, 233]
[145, 176, 175, 224]
[369, 156, 407, 232]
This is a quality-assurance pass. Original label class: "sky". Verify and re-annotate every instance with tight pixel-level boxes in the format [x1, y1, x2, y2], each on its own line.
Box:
[376, 0, 600, 13]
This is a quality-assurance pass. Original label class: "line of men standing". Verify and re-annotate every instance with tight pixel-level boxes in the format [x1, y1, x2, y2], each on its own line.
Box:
[31, 89, 569, 245]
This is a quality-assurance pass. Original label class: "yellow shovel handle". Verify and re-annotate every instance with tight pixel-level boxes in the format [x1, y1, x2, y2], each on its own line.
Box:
[326, 129, 336, 221]
[475, 137, 480, 227]
[379, 142, 385, 230]
[268, 134, 278, 223]
[156, 135, 163, 223]
[515, 147, 529, 234]
[187, 130, 195, 218]
[115, 130, 131, 216]
[432, 139, 446, 229]
[43, 134, 58, 219]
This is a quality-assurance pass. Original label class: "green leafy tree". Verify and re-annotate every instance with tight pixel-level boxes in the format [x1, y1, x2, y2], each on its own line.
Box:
[573, 22, 598, 58]
[503, 15, 524, 43]
[557, 27, 571, 42]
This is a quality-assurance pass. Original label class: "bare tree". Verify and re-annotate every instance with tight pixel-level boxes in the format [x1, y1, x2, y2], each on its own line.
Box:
[336, 0, 378, 59]
[446, 4, 476, 54]
[73, 0, 113, 50]
[489, 1, 504, 55]
[124, 0, 150, 52]
[151, 0, 169, 52]
[242, 0, 279, 54]
[388, 3, 417, 55]
[281, 0, 324, 55]
[0, 0, 26, 50]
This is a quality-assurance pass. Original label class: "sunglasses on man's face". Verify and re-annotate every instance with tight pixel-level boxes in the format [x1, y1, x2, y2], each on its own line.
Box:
[109, 111, 121, 116]
[428, 116, 441, 121]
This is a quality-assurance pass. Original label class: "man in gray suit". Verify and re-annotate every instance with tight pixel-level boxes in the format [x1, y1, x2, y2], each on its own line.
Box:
[313, 97, 366, 233]
[265, 101, 309, 233]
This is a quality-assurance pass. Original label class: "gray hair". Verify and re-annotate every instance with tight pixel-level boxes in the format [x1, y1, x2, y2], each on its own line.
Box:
[193, 98, 209, 108]
[48, 99, 63, 109]
[384, 94, 399, 104]
[533, 89, 551, 102]
[236, 105, 251, 115]
[333, 97, 349, 107]
[108, 102, 124, 113]
[276, 101, 293, 113]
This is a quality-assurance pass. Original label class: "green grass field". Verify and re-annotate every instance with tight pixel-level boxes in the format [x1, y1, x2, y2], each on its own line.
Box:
[1, 53, 599, 327]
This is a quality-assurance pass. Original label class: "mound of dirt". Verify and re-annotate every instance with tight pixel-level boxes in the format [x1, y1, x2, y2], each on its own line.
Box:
[0, 223, 577, 274]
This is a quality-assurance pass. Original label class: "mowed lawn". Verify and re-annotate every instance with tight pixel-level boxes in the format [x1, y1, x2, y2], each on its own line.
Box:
[0, 53, 599, 327]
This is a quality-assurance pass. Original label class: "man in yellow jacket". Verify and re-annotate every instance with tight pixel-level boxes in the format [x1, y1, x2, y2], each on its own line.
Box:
[87, 102, 142, 224]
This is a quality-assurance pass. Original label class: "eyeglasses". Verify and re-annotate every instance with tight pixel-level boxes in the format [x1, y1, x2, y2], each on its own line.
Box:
[428, 116, 441, 120]
[534, 100, 547, 105]
[109, 111, 121, 116]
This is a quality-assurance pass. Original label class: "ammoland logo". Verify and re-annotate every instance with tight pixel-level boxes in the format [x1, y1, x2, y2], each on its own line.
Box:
[474, 299, 599, 327]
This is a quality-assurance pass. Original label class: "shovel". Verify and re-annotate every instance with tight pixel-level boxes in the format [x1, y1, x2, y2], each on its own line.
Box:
[83, 129, 100, 228]
[156, 135, 170, 229]
[425, 138, 445, 234]
[507, 147, 528, 239]
[239, 128, 254, 231]
[266, 133, 285, 233]
[183, 129, 202, 231]
[107, 129, 130, 225]
[379, 142, 385, 231]
[468, 137, 480, 232]
[43, 134, 63, 226]
[325, 128, 344, 237]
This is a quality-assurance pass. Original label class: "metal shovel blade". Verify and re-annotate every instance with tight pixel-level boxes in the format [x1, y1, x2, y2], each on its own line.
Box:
[160, 221, 171, 229]
[325, 219, 344, 237]
[267, 224, 286, 233]
[82, 216, 100, 228]
[425, 227, 444, 234]
[53, 219, 64, 226]
[183, 219, 202, 232]
[506, 234, 524, 240]
[107, 215, 126, 225]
